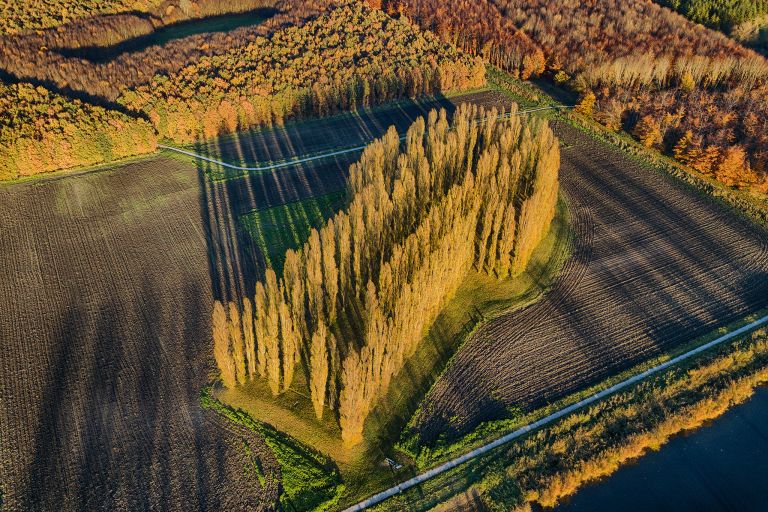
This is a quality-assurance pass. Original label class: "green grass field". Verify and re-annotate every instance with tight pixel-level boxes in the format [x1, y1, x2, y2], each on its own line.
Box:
[239, 190, 348, 272]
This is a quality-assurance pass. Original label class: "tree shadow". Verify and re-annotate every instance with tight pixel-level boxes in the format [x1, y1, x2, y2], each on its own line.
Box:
[195, 92, 492, 304]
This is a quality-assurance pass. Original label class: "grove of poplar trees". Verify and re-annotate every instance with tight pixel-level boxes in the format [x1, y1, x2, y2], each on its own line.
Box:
[213, 104, 559, 446]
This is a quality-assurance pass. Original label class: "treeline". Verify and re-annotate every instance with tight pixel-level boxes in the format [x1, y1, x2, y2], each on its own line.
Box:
[0, 0, 278, 37]
[119, 2, 486, 142]
[656, 0, 768, 33]
[212, 104, 559, 446]
[621, 86, 767, 189]
[386, 0, 768, 191]
[481, 0, 768, 190]
[377, 0, 544, 80]
[0, 0, 334, 101]
[0, 81, 157, 180]
[0, 1, 487, 178]
[461, 329, 768, 511]
[0, 0, 161, 35]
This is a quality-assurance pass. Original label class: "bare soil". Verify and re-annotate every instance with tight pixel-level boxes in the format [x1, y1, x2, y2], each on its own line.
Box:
[0, 157, 288, 511]
[2, 89, 766, 509]
[412, 122, 768, 443]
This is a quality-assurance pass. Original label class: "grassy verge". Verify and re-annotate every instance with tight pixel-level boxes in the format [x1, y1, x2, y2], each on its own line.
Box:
[200, 387, 345, 511]
[216, 195, 573, 509]
[369, 326, 768, 511]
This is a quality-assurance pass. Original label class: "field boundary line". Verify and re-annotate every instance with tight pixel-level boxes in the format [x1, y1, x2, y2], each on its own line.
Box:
[157, 106, 573, 172]
[342, 313, 768, 511]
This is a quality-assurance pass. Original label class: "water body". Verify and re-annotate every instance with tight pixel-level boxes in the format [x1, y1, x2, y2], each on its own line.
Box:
[556, 387, 768, 512]
[58, 8, 275, 62]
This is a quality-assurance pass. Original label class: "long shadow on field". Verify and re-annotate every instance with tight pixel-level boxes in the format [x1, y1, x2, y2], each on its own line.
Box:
[194, 94, 461, 182]
[195, 96, 465, 304]
[412, 124, 768, 444]
[22, 278, 222, 510]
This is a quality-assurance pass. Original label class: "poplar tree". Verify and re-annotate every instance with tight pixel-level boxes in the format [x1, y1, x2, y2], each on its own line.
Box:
[254, 282, 268, 377]
[228, 302, 246, 385]
[306, 229, 325, 326]
[212, 301, 236, 389]
[321, 219, 339, 320]
[265, 268, 282, 396]
[279, 298, 299, 392]
[310, 322, 330, 420]
[242, 297, 256, 377]
[339, 350, 367, 446]
[283, 249, 307, 340]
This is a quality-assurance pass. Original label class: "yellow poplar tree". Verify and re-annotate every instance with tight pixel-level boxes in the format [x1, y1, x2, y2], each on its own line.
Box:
[310, 322, 330, 420]
[228, 302, 246, 384]
[212, 301, 235, 389]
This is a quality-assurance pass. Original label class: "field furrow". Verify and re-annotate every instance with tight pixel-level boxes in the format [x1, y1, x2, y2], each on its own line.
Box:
[412, 122, 768, 442]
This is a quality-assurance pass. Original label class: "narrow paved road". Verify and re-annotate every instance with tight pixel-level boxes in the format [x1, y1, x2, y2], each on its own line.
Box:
[343, 314, 768, 511]
[158, 105, 571, 172]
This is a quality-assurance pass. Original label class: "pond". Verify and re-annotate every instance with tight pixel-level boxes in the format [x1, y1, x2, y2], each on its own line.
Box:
[556, 387, 768, 511]
[58, 8, 276, 62]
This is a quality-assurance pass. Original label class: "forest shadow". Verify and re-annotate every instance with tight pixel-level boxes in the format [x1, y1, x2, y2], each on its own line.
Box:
[22, 274, 222, 509]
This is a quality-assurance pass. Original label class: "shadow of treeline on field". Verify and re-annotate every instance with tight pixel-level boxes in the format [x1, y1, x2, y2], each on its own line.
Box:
[196, 93, 478, 305]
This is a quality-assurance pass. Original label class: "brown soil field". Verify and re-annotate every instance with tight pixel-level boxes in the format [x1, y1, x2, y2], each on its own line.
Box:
[0, 92, 504, 510]
[2, 89, 767, 509]
[412, 122, 768, 443]
[0, 93, 459, 508]
[0, 156, 294, 510]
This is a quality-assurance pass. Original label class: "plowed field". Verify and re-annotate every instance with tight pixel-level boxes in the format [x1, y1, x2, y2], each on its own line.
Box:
[2, 90, 767, 509]
[0, 158, 290, 510]
[412, 123, 768, 442]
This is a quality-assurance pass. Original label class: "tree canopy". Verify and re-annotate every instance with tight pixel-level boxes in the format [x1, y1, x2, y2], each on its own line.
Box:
[212, 104, 560, 446]
[120, 1, 485, 142]
[390, 0, 768, 190]
[0, 81, 157, 180]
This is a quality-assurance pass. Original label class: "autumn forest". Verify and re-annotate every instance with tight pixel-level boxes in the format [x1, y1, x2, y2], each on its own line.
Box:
[393, 0, 768, 191]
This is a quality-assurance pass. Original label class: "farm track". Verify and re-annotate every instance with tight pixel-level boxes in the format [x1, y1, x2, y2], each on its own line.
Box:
[413, 123, 768, 442]
[1, 89, 767, 510]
